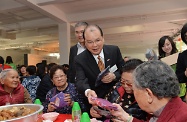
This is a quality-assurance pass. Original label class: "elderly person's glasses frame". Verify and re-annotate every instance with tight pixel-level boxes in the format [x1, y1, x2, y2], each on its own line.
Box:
[53, 75, 66, 80]
[120, 78, 133, 87]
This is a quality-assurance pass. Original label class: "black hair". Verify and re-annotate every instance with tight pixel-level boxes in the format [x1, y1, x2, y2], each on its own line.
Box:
[18, 65, 27, 76]
[158, 36, 178, 58]
[121, 59, 143, 74]
[36, 63, 46, 79]
[62, 64, 69, 68]
[50, 65, 67, 79]
[20, 65, 27, 68]
[47, 63, 57, 73]
[5, 56, 13, 64]
[181, 23, 187, 45]
[26, 65, 36, 75]
[0, 56, 4, 64]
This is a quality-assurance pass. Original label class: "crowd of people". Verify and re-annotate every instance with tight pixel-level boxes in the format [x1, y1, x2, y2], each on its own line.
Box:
[0, 22, 187, 122]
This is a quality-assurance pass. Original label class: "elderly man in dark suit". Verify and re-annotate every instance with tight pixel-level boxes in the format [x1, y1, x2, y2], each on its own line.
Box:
[68, 22, 88, 83]
[74, 24, 125, 112]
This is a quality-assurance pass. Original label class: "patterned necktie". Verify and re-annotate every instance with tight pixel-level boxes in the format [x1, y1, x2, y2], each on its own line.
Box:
[98, 55, 105, 71]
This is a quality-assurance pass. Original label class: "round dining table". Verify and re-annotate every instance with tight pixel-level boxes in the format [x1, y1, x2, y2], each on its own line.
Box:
[55, 114, 72, 122]
[37, 114, 72, 122]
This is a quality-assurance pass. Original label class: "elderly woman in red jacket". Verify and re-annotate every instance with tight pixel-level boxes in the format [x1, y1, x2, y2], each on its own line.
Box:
[0, 69, 32, 106]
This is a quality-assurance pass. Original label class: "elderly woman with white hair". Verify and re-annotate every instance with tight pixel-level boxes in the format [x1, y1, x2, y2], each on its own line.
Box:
[110, 60, 187, 122]
[0, 69, 32, 106]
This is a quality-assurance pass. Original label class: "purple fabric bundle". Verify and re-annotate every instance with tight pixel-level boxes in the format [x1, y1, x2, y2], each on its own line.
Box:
[91, 97, 117, 111]
[50, 92, 68, 108]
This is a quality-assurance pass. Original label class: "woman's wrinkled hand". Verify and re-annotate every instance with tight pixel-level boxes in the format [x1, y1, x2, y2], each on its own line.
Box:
[47, 102, 56, 112]
[64, 93, 72, 106]
[90, 106, 102, 118]
[109, 103, 130, 122]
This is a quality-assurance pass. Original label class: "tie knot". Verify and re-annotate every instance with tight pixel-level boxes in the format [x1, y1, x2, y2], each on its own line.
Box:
[98, 55, 101, 60]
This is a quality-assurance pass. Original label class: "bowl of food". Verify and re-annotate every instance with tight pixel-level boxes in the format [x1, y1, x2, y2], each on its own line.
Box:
[0, 104, 43, 122]
[42, 112, 59, 121]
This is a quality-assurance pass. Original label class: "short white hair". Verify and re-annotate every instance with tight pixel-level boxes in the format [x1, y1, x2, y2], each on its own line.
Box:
[0, 69, 15, 79]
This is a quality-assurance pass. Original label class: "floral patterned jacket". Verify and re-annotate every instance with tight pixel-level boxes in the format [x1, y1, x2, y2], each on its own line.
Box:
[22, 75, 41, 102]
[43, 83, 87, 114]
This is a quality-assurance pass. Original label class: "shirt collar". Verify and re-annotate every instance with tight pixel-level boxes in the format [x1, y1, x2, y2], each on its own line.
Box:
[153, 104, 165, 117]
[77, 42, 85, 48]
[93, 49, 104, 59]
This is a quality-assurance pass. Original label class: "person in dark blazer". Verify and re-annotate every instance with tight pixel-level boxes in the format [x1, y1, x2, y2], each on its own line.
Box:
[176, 23, 187, 103]
[36, 63, 56, 103]
[74, 24, 125, 112]
[68, 22, 88, 83]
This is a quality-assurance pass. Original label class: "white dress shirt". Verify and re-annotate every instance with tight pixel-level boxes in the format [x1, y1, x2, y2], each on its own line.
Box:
[77, 42, 86, 55]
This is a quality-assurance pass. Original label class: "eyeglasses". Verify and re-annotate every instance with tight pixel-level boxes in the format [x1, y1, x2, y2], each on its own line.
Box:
[86, 38, 102, 45]
[120, 78, 133, 87]
[53, 75, 66, 80]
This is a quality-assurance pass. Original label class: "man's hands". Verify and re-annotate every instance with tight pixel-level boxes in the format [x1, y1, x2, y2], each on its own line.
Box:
[86, 90, 102, 118]
[101, 72, 116, 83]
[87, 90, 97, 104]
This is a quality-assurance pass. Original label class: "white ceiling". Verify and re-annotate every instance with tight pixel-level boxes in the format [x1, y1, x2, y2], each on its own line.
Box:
[0, 0, 187, 59]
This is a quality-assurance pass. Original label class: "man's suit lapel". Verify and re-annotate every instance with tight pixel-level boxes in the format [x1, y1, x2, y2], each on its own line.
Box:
[85, 46, 112, 76]
[86, 50, 100, 76]
[103, 45, 112, 68]
[73, 45, 78, 57]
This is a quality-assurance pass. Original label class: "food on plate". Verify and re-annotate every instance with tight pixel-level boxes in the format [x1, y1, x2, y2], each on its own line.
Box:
[0, 106, 35, 121]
